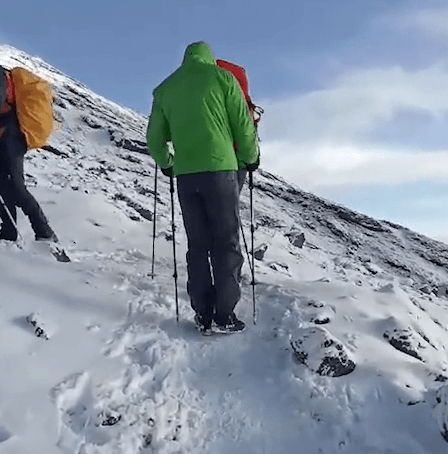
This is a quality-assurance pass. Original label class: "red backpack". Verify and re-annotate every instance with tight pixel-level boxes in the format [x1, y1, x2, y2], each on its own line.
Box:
[216, 59, 263, 127]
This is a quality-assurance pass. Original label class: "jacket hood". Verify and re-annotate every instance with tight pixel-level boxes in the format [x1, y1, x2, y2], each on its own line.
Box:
[182, 42, 215, 65]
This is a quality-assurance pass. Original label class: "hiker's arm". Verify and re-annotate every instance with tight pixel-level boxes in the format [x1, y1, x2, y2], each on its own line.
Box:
[146, 96, 173, 169]
[225, 76, 259, 168]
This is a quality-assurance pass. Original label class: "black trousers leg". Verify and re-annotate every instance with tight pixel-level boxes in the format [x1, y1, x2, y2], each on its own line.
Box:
[177, 177, 214, 322]
[0, 112, 55, 239]
[177, 172, 243, 323]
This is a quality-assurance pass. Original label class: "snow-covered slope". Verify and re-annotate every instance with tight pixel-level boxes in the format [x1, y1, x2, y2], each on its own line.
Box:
[2, 44, 448, 454]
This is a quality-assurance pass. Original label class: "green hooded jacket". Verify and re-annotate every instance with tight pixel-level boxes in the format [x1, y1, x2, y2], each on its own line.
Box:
[146, 42, 259, 176]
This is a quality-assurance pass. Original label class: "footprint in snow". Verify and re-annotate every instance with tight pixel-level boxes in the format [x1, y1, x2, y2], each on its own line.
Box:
[50, 372, 111, 451]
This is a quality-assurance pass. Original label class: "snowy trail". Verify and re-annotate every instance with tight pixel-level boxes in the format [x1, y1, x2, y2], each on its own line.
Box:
[39, 230, 309, 454]
[3, 191, 448, 453]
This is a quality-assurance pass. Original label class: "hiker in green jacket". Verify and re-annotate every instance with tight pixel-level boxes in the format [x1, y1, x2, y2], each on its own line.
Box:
[147, 41, 259, 334]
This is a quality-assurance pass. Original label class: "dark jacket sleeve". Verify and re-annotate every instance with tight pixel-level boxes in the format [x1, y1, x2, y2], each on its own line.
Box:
[146, 91, 173, 169]
[224, 74, 259, 168]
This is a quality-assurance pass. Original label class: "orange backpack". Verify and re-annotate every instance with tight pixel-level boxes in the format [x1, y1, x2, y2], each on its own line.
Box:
[9, 67, 54, 150]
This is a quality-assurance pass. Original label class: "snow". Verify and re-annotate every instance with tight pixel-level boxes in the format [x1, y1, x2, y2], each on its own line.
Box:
[2, 44, 448, 453]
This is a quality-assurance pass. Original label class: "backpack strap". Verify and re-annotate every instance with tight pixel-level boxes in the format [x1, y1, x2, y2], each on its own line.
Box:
[0, 69, 14, 114]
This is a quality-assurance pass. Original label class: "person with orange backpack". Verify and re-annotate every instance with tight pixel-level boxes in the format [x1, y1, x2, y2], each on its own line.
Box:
[0, 65, 57, 242]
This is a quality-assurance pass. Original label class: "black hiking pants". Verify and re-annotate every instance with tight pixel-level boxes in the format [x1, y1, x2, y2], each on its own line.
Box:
[176, 171, 244, 324]
[0, 111, 54, 240]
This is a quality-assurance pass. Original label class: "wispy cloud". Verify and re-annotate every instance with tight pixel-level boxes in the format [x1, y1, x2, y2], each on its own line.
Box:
[260, 60, 448, 191]
[261, 141, 448, 190]
[387, 7, 448, 37]
[262, 62, 448, 144]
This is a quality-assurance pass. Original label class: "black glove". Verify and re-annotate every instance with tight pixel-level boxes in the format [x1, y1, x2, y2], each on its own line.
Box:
[160, 166, 174, 178]
[245, 156, 260, 172]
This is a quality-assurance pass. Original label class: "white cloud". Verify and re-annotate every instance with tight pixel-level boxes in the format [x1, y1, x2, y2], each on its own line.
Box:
[261, 140, 448, 192]
[259, 60, 448, 192]
[260, 62, 448, 145]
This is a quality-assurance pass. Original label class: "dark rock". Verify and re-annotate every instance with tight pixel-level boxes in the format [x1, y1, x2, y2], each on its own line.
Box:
[290, 327, 356, 377]
[383, 327, 424, 361]
[101, 414, 121, 426]
[109, 129, 148, 154]
[81, 115, 102, 129]
[119, 153, 143, 164]
[112, 193, 153, 221]
[254, 243, 268, 261]
[41, 145, 69, 157]
[286, 231, 305, 248]
[269, 262, 289, 272]
[436, 285, 448, 297]
[26, 313, 56, 340]
[143, 433, 152, 448]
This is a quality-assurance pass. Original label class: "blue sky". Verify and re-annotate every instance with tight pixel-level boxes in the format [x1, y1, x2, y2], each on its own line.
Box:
[2, 0, 448, 241]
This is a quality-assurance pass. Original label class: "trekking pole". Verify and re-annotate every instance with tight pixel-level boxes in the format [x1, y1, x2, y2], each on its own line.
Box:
[239, 221, 253, 275]
[170, 176, 180, 324]
[249, 171, 256, 324]
[151, 165, 158, 279]
[0, 193, 23, 243]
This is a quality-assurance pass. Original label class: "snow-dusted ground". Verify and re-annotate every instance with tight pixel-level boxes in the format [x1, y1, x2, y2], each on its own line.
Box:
[2, 44, 448, 453]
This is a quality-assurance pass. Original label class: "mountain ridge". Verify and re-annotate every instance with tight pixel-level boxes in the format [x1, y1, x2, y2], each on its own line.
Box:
[2, 44, 448, 453]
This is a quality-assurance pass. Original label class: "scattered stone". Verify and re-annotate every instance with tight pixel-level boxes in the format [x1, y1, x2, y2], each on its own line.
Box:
[286, 231, 305, 248]
[253, 243, 268, 261]
[113, 193, 153, 221]
[101, 413, 121, 427]
[436, 285, 448, 298]
[290, 327, 356, 377]
[147, 418, 156, 427]
[81, 115, 102, 129]
[269, 262, 289, 272]
[305, 300, 333, 324]
[311, 316, 331, 325]
[26, 312, 58, 340]
[143, 433, 153, 448]
[420, 285, 432, 295]
[40, 145, 69, 157]
[383, 327, 424, 361]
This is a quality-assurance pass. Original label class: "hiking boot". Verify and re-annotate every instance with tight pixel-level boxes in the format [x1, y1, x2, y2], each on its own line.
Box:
[35, 232, 59, 243]
[213, 312, 246, 334]
[194, 314, 213, 336]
